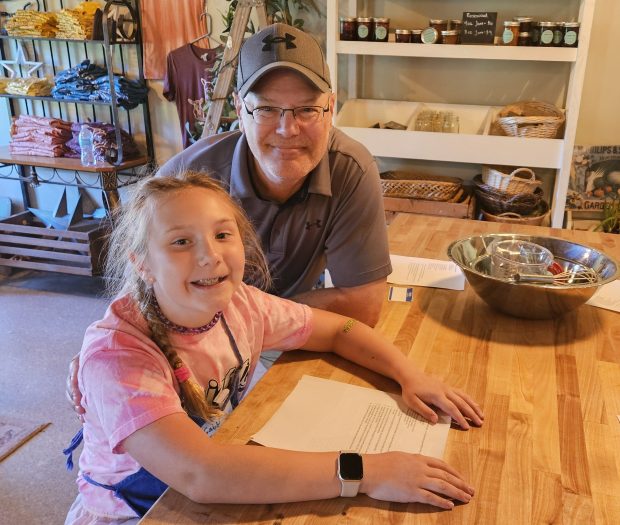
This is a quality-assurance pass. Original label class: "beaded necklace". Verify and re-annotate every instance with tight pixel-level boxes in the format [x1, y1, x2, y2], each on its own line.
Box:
[152, 298, 222, 335]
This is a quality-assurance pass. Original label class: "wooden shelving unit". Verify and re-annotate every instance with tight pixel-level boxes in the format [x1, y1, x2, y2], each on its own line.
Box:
[0, 0, 153, 276]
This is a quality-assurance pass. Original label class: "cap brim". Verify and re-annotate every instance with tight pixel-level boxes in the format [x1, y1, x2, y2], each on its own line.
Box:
[237, 62, 331, 98]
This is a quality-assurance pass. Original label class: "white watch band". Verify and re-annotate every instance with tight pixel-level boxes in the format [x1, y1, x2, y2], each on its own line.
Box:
[340, 479, 361, 497]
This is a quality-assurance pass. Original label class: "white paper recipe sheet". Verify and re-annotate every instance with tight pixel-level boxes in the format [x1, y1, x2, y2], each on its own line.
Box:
[388, 254, 465, 291]
[251, 375, 450, 458]
[586, 280, 620, 313]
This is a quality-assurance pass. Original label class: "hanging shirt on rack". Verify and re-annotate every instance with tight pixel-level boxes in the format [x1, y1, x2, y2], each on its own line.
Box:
[163, 44, 221, 149]
[139, 0, 206, 80]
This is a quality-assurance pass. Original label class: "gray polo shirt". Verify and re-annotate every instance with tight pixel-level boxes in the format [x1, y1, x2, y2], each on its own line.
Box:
[158, 128, 391, 298]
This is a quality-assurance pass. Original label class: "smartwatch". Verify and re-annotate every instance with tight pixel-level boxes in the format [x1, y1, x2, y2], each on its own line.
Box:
[337, 451, 363, 497]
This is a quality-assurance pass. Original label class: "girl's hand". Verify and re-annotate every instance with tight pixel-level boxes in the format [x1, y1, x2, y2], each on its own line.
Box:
[399, 369, 484, 430]
[362, 452, 474, 508]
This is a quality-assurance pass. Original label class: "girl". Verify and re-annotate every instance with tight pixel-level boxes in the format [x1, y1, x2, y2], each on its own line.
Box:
[64, 171, 483, 524]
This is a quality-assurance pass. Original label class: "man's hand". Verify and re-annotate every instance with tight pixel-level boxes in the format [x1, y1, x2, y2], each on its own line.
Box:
[66, 354, 85, 422]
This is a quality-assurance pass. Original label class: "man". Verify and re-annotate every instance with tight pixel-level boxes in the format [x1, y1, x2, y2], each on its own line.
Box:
[67, 23, 391, 412]
[159, 22, 391, 326]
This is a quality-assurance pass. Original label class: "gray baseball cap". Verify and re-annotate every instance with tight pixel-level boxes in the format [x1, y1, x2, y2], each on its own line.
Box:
[236, 23, 331, 98]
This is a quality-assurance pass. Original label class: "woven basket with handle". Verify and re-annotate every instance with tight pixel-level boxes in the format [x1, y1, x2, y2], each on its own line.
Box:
[473, 175, 543, 215]
[496, 101, 565, 139]
[481, 166, 542, 195]
[380, 171, 463, 201]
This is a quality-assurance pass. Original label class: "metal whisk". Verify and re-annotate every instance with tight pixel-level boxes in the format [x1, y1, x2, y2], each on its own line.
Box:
[513, 267, 600, 286]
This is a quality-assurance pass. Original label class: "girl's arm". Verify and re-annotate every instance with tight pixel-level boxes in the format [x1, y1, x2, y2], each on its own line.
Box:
[123, 412, 474, 508]
[301, 308, 484, 430]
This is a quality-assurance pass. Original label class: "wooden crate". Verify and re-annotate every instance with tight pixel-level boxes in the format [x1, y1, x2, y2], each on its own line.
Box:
[0, 211, 108, 276]
[384, 187, 476, 223]
[564, 209, 604, 231]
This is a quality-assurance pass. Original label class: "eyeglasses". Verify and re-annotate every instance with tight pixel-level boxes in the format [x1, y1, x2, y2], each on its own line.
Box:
[243, 101, 330, 125]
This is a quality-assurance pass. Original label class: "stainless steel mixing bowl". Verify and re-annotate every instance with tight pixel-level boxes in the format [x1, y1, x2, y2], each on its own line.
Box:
[447, 234, 619, 319]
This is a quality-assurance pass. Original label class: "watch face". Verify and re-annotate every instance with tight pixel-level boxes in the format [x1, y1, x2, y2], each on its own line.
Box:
[339, 452, 363, 480]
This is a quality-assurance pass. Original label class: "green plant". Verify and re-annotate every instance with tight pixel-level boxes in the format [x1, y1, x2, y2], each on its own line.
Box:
[221, 0, 321, 33]
[595, 196, 620, 234]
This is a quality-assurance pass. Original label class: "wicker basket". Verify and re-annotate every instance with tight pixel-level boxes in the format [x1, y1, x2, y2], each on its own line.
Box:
[481, 201, 549, 225]
[496, 101, 565, 139]
[380, 171, 463, 201]
[481, 166, 541, 195]
[474, 175, 543, 215]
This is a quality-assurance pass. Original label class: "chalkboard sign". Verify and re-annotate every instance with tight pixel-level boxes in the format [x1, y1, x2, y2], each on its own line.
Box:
[460, 12, 497, 45]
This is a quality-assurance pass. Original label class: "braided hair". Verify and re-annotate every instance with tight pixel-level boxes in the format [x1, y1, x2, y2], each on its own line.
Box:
[104, 171, 271, 421]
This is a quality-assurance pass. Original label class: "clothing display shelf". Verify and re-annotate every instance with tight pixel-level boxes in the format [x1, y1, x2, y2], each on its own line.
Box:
[0, 0, 154, 276]
[326, 0, 596, 227]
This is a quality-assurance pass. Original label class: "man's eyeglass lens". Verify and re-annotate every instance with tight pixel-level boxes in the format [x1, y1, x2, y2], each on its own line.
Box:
[245, 104, 329, 124]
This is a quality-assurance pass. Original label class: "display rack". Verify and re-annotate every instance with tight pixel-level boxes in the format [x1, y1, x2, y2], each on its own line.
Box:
[326, 0, 595, 227]
[0, 0, 154, 275]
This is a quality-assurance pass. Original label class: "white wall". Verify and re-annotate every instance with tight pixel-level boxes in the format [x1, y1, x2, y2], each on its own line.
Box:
[575, 0, 619, 144]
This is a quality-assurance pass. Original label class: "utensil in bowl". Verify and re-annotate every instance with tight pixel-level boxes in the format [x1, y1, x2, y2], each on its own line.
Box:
[447, 234, 619, 319]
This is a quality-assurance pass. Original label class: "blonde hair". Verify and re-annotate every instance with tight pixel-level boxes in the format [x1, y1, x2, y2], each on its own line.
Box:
[104, 170, 271, 420]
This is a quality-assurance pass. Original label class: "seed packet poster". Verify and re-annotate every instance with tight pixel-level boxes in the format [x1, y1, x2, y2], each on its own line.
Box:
[567, 145, 620, 210]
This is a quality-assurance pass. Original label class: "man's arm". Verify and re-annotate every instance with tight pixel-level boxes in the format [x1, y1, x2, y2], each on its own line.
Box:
[289, 277, 386, 327]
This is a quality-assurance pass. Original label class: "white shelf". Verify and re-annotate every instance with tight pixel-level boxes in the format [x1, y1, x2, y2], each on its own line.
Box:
[336, 41, 578, 62]
[336, 99, 564, 168]
[338, 127, 564, 168]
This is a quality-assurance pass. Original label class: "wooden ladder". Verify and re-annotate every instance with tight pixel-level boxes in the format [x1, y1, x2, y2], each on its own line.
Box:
[201, 1, 268, 137]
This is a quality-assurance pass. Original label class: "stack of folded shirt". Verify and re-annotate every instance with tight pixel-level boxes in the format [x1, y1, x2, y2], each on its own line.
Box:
[90, 75, 148, 109]
[9, 115, 72, 157]
[5, 77, 54, 96]
[52, 60, 147, 108]
[5, 10, 58, 37]
[65, 121, 141, 162]
[56, 1, 101, 40]
[51, 60, 108, 100]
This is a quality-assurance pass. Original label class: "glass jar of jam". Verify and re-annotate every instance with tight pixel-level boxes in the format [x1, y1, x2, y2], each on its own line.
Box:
[395, 29, 411, 43]
[502, 21, 520, 46]
[356, 17, 373, 41]
[410, 29, 423, 43]
[372, 17, 389, 42]
[517, 32, 530, 46]
[538, 22, 557, 47]
[421, 26, 439, 44]
[441, 30, 459, 45]
[449, 19, 462, 43]
[429, 19, 448, 43]
[562, 22, 580, 47]
[513, 16, 533, 34]
[553, 22, 564, 46]
[530, 21, 541, 45]
[339, 17, 357, 41]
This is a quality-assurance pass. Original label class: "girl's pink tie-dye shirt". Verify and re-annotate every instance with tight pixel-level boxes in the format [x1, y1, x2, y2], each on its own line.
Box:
[74, 283, 312, 519]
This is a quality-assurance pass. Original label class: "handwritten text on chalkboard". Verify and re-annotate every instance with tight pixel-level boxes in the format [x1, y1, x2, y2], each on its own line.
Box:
[460, 12, 497, 45]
